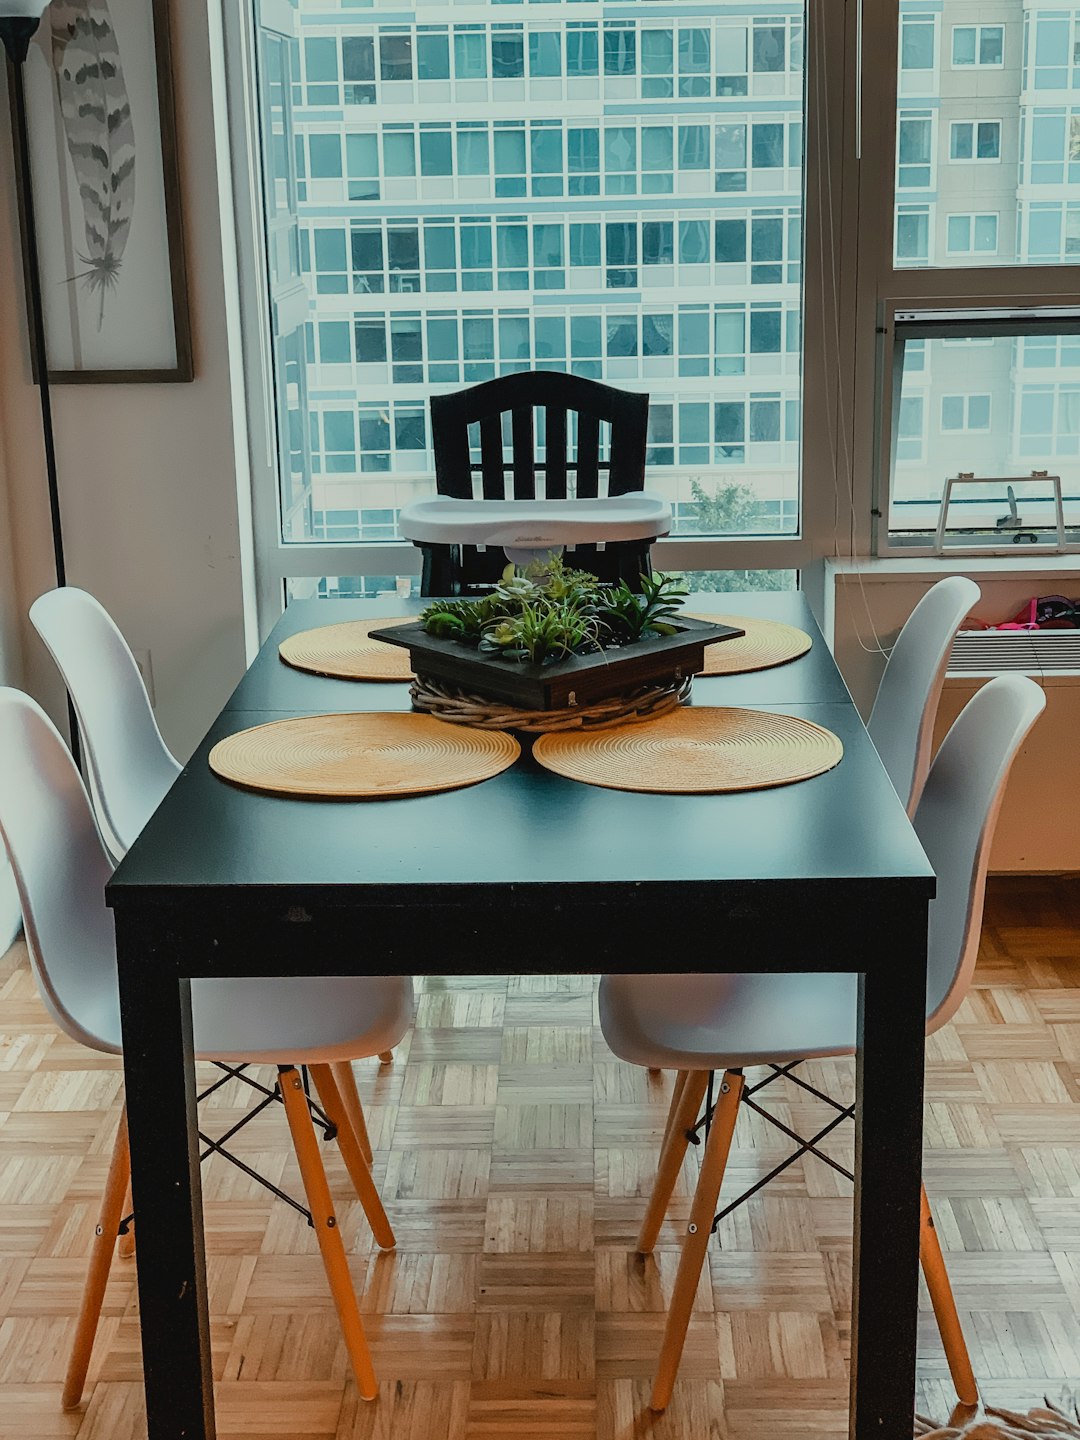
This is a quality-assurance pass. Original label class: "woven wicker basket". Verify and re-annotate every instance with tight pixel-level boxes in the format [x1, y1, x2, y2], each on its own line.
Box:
[409, 673, 692, 733]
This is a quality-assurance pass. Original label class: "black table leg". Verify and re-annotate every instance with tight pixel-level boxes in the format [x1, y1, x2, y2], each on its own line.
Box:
[116, 916, 215, 1440]
[850, 905, 929, 1439]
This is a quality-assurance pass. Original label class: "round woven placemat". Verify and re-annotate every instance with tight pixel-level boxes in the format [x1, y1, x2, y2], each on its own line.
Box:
[532, 706, 842, 794]
[687, 613, 812, 676]
[209, 712, 519, 799]
[279, 619, 418, 682]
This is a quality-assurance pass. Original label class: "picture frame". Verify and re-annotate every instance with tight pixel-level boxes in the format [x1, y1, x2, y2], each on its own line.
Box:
[11, 0, 193, 383]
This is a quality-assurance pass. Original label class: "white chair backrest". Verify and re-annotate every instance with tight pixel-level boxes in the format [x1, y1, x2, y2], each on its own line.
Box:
[30, 588, 181, 859]
[917, 674, 1044, 1033]
[867, 576, 981, 816]
[0, 689, 118, 1053]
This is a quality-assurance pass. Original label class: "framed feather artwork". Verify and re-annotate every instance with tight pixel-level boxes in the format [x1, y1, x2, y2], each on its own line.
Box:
[11, 0, 192, 382]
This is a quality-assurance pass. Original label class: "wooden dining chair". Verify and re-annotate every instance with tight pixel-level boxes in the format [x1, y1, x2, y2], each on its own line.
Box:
[599, 674, 1045, 1413]
[0, 688, 413, 1409]
[424, 369, 651, 594]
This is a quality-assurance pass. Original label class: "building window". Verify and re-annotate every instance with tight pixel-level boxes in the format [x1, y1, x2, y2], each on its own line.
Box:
[1029, 12, 1073, 90]
[940, 393, 991, 432]
[897, 113, 933, 187]
[1018, 385, 1080, 456]
[946, 213, 999, 255]
[901, 16, 936, 71]
[379, 33, 412, 83]
[896, 394, 925, 462]
[896, 205, 930, 263]
[951, 25, 1003, 68]
[949, 120, 1001, 162]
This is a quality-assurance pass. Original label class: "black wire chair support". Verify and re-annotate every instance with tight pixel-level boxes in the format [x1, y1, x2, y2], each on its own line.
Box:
[118, 1062, 344, 1235]
[679, 1061, 857, 1236]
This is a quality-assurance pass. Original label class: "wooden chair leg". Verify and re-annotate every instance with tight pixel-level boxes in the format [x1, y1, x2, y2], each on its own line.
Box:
[378, 1051, 393, 1065]
[310, 1064, 395, 1250]
[117, 1181, 135, 1260]
[650, 1069, 743, 1413]
[63, 1108, 131, 1411]
[330, 1060, 374, 1165]
[637, 1071, 710, 1256]
[278, 1067, 378, 1400]
[920, 1185, 978, 1407]
[658, 1072, 689, 1155]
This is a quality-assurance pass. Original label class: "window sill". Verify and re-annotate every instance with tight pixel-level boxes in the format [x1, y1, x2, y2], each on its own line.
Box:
[827, 553, 1080, 581]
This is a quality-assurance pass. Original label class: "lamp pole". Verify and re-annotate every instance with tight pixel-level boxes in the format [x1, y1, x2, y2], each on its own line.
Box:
[2, 1, 80, 767]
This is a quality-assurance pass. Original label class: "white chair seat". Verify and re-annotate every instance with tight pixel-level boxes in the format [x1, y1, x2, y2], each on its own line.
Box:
[599, 970, 857, 1071]
[86, 974, 413, 1063]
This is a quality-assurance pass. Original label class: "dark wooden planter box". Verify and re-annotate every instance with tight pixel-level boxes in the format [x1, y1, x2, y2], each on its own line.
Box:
[369, 615, 744, 710]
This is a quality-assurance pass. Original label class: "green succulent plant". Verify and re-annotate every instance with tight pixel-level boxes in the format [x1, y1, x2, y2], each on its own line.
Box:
[418, 556, 686, 666]
[596, 572, 690, 645]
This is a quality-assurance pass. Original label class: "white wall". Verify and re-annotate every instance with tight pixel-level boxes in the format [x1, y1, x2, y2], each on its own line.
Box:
[0, 1, 251, 766]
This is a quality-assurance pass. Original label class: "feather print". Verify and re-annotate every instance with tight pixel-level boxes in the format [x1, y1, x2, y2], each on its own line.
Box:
[49, 0, 135, 329]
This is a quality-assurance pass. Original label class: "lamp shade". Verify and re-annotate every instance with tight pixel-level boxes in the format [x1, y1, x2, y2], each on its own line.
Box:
[0, 1, 50, 15]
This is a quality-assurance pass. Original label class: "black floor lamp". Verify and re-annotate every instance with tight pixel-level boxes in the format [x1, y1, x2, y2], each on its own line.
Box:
[2, 0, 80, 766]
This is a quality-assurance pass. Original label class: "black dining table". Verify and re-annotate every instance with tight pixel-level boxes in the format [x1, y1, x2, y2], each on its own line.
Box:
[107, 589, 935, 1440]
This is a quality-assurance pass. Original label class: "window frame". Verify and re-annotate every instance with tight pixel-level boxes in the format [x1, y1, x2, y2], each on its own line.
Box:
[223, 0, 851, 624]
[949, 24, 1004, 70]
[848, 0, 1080, 557]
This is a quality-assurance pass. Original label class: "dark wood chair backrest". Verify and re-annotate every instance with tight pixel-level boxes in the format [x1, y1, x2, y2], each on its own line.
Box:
[430, 371, 649, 502]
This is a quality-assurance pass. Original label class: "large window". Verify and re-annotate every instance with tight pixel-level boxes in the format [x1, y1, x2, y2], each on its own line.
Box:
[233, 0, 1080, 601]
[874, 0, 1080, 552]
[235, 0, 815, 603]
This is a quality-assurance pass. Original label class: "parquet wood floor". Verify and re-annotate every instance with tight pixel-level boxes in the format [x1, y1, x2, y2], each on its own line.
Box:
[1, 877, 1079, 1438]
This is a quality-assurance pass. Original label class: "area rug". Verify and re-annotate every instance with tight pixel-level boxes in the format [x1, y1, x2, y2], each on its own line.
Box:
[916, 1400, 1080, 1438]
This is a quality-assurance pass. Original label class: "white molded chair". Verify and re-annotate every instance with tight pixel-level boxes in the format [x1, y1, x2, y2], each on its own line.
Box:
[0, 688, 413, 1409]
[30, 586, 398, 1098]
[867, 575, 981, 815]
[600, 674, 1044, 1413]
[29, 586, 181, 864]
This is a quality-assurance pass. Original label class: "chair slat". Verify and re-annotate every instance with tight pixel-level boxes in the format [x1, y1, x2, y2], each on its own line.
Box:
[479, 414, 505, 498]
[545, 407, 568, 499]
[511, 408, 535, 499]
[576, 413, 600, 499]
[430, 392, 473, 499]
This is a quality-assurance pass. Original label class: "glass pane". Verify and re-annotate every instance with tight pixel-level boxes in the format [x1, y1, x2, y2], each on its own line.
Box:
[255, 3, 804, 545]
[895, 1, 1080, 268]
[288, 576, 421, 601]
[889, 329, 1080, 543]
[417, 34, 450, 81]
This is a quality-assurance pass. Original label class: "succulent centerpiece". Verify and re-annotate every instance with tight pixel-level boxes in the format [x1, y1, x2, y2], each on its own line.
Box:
[419, 557, 690, 665]
[370, 556, 743, 730]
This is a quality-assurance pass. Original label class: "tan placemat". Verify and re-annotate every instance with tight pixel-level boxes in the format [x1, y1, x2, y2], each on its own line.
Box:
[209, 712, 519, 799]
[687, 613, 812, 675]
[279, 619, 418, 682]
[532, 706, 842, 794]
